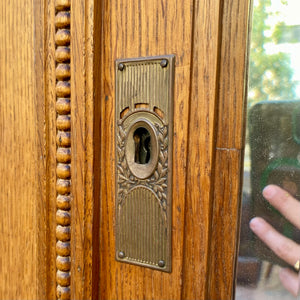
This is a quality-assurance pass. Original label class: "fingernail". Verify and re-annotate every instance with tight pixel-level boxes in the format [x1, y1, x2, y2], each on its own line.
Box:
[262, 185, 276, 198]
[249, 217, 259, 231]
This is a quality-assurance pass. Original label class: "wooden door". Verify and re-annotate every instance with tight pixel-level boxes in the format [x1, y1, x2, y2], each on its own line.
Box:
[0, 0, 251, 299]
[98, 1, 251, 299]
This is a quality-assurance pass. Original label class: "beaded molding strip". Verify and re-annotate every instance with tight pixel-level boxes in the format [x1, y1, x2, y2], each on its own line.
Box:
[55, 1, 71, 299]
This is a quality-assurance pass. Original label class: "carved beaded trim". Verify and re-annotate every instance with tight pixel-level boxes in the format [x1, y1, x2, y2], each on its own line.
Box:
[55, 1, 71, 299]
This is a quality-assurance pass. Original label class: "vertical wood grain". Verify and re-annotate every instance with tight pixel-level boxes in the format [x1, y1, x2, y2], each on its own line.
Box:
[70, 0, 98, 299]
[215, 0, 251, 150]
[99, 0, 193, 299]
[208, 150, 244, 300]
[70, 0, 87, 295]
[181, 0, 222, 298]
[34, 0, 50, 298]
[207, 0, 251, 299]
[84, 0, 99, 298]
[92, 1, 103, 299]
[45, 0, 59, 298]
[0, 1, 48, 298]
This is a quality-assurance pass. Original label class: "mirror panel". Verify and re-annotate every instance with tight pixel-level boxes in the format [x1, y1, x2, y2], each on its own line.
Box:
[236, 0, 300, 299]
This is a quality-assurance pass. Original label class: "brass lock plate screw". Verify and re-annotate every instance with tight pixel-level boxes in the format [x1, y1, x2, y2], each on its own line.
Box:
[158, 260, 165, 268]
[118, 63, 125, 71]
[160, 59, 168, 68]
[118, 251, 125, 259]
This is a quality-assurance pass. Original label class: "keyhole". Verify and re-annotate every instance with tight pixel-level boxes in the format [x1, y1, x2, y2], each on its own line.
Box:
[133, 127, 151, 164]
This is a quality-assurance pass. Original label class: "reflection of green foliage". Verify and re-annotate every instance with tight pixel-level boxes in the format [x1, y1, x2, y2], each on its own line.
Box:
[272, 22, 285, 44]
[248, 0, 296, 105]
[273, 23, 300, 44]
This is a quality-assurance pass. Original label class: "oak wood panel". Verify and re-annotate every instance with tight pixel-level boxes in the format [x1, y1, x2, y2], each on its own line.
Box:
[45, 0, 60, 298]
[92, 1, 103, 299]
[35, 1, 53, 299]
[70, 0, 98, 299]
[70, 0, 86, 296]
[215, 0, 251, 150]
[208, 149, 244, 300]
[181, 0, 222, 299]
[0, 1, 47, 298]
[99, 0, 193, 299]
[207, 1, 251, 299]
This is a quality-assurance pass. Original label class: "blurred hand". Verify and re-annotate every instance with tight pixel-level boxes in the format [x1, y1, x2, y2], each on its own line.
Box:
[250, 184, 300, 297]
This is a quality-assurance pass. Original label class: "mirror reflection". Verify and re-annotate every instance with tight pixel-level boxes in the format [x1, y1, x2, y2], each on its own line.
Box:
[236, 0, 300, 299]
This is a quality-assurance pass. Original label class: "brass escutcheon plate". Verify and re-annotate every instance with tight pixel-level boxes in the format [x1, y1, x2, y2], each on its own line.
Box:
[115, 55, 175, 272]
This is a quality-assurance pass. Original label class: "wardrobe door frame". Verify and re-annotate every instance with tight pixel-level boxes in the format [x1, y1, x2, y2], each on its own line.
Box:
[43, 0, 251, 298]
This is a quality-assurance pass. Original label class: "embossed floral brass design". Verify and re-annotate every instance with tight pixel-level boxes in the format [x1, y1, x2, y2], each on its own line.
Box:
[115, 56, 174, 272]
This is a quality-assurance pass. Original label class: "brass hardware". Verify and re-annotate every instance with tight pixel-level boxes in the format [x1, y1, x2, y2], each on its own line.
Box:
[158, 260, 165, 268]
[160, 59, 168, 68]
[125, 118, 158, 179]
[118, 63, 125, 71]
[115, 55, 175, 272]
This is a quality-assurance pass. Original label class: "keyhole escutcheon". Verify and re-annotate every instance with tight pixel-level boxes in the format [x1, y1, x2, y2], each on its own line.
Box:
[125, 118, 159, 179]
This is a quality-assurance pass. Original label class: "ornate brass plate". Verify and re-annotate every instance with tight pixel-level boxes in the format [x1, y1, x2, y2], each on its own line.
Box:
[115, 55, 174, 272]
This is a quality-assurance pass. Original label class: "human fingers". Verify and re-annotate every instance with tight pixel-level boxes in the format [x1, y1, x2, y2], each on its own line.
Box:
[249, 217, 300, 266]
[279, 268, 299, 297]
[263, 185, 300, 229]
